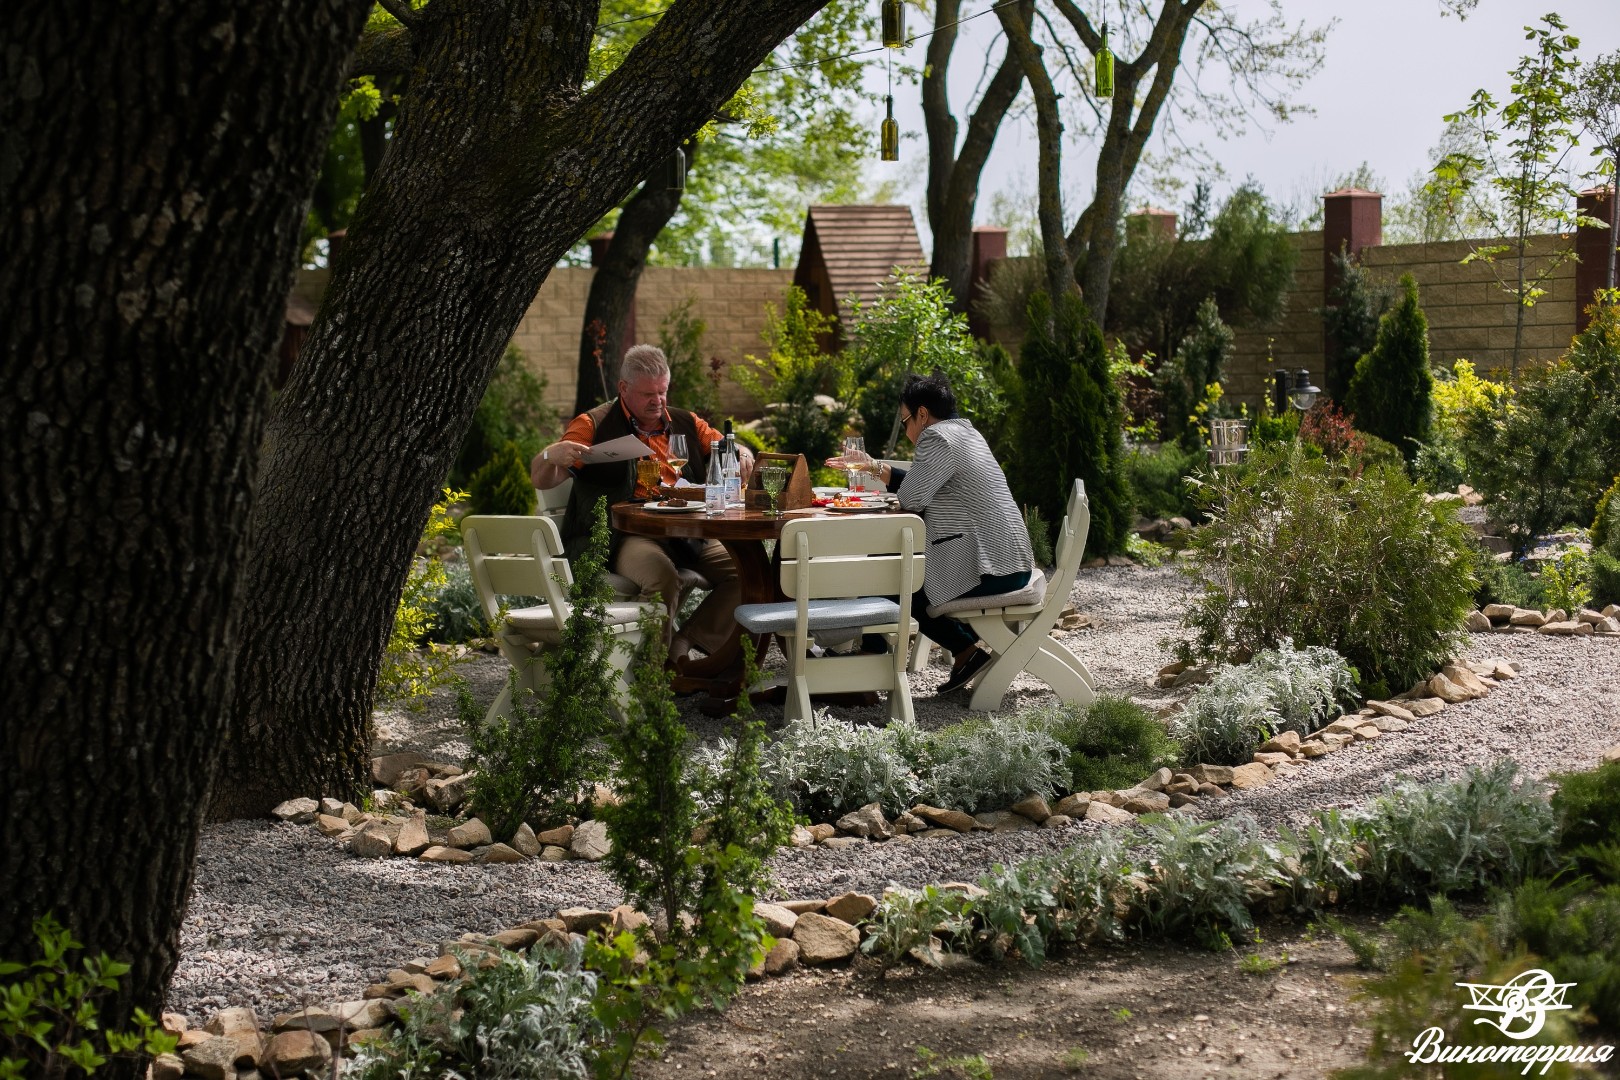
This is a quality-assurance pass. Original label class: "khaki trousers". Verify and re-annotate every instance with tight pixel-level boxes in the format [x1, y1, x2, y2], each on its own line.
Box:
[613, 536, 740, 655]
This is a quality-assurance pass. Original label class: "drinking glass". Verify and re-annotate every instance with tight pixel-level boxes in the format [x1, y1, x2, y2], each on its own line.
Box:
[635, 457, 662, 498]
[664, 433, 689, 477]
[842, 435, 867, 490]
[760, 465, 789, 517]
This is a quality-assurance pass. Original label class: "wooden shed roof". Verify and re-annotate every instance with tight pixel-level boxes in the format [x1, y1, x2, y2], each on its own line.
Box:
[795, 204, 927, 312]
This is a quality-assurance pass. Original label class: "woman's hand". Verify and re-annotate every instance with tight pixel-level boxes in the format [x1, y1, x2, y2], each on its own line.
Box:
[824, 449, 878, 475]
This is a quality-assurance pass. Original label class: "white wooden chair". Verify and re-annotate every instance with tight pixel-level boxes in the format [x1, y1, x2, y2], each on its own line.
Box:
[927, 479, 1096, 713]
[734, 515, 925, 725]
[461, 514, 657, 726]
[874, 459, 933, 674]
[535, 476, 712, 603]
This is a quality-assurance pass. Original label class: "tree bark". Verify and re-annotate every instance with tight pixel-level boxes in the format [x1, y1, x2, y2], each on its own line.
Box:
[996, 1, 1073, 307]
[214, 0, 832, 820]
[0, 0, 366, 1068]
[571, 143, 694, 415]
[924, 0, 1027, 314]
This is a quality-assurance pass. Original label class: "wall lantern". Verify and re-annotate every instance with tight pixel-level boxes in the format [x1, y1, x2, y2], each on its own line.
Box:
[1272, 368, 1321, 413]
[882, 0, 905, 48]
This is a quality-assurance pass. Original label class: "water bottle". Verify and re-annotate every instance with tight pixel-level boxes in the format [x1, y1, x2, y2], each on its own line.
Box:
[705, 439, 726, 516]
[722, 421, 742, 508]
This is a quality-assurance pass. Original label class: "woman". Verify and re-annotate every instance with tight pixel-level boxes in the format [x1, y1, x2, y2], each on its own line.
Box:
[829, 372, 1033, 694]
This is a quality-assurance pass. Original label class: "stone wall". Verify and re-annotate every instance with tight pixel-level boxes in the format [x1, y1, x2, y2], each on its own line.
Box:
[292, 266, 795, 419]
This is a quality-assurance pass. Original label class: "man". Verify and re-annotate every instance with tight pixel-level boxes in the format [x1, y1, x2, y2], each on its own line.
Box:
[533, 345, 748, 665]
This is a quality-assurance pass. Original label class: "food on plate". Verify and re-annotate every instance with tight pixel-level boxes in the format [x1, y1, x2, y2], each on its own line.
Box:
[662, 497, 689, 508]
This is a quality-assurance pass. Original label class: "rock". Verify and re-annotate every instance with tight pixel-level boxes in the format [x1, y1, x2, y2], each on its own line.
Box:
[1317, 732, 1353, 750]
[419, 845, 472, 863]
[1119, 789, 1171, 814]
[425, 954, 462, 979]
[320, 797, 346, 816]
[1228, 762, 1273, 790]
[485, 927, 539, 951]
[825, 892, 878, 923]
[762, 938, 800, 975]
[834, 802, 892, 840]
[1575, 609, 1606, 626]
[1605, 603, 1620, 618]
[1320, 716, 1363, 736]
[807, 823, 837, 842]
[1366, 700, 1417, 723]
[1258, 731, 1301, 755]
[591, 783, 620, 810]
[507, 822, 541, 857]
[559, 907, 614, 934]
[206, 1008, 262, 1067]
[394, 812, 430, 856]
[973, 810, 1040, 832]
[1042, 813, 1075, 828]
[1053, 793, 1091, 818]
[272, 1007, 342, 1034]
[1197, 783, 1227, 798]
[370, 789, 409, 813]
[151, 1053, 185, 1080]
[1084, 801, 1135, 825]
[444, 818, 491, 849]
[315, 814, 351, 838]
[176, 1030, 211, 1050]
[1189, 764, 1234, 786]
[1596, 617, 1619, 633]
[1009, 794, 1052, 822]
[1370, 716, 1410, 733]
[1428, 674, 1474, 704]
[754, 902, 799, 938]
[349, 822, 395, 859]
[539, 845, 570, 861]
[1253, 751, 1292, 767]
[1441, 663, 1491, 697]
[271, 797, 319, 824]
[609, 906, 650, 935]
[1509, 608, 1547, 627]
[372, 751, 427, 786]
[1089, 789, 1127, 807]
[1298, 741, 1330, 759]
[1406, 697, 1445, 717]
[182, 1037, 241, 1080]
[1169, 792, 1200, 808]
[535, 824, 574, 846]
[265, 1030, 331, 1076]
[1138, 767, 1174, 792]
[892, 810, 926, 834]
[475, 843, 525, 864]
[1353, 724, 1382, 740]
[781, 899, 827, 914]
[1546, 608, 1568, 623]
[909, 804, 978, 833]
[820, 835, 865, 850]
[1602, 745, 1620, 764]
[339, 802, 367, 825]
[793, 912, 860, 964]
[424, 772, 475, 812]
[789, 824, 816, 847]
[1464, 609, 1493, 632]
[160, 1012, 187, 1037]
[1482, 603, 1516, 623]
[1164, 780, 1199, 796]
[570, 819, 612, 861]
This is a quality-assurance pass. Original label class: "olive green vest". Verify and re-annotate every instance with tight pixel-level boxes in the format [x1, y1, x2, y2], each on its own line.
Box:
[560, 399, 706, 563]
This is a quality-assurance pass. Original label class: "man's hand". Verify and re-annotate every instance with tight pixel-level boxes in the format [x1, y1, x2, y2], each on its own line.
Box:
[532, 440, 591, 488]
[737, 446, 756, 485]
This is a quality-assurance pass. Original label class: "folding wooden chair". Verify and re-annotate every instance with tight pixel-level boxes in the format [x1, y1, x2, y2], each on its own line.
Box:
[925, 480, 1096, 713]
[734, 515, 925, 724]
[461, 514, 657, 726]
[535, 476, 711, 602]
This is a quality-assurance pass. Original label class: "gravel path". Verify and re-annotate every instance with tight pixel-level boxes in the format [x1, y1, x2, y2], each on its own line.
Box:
[166, 565, 1620, 1022]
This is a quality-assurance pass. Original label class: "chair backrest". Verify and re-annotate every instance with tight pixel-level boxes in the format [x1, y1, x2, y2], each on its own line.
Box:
[778, 515, 925, 643]
[1045, 480, 1091, 605]
[460, 514, 573, 627]
[536, 477, 573, 519]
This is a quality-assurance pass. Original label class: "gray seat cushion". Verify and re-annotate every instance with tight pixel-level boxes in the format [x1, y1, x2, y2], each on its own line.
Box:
[926, 569, 1048, 618]
[735, 597, 901, 635]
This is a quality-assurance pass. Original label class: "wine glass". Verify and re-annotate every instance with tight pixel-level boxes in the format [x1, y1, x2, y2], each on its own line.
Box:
[760, 465, 789, 517]
[841, 435, 868, 491]
[663, 432, 688, 492]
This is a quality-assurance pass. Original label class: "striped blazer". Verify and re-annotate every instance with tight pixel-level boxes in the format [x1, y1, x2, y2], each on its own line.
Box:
[892, 418, 1033, 606]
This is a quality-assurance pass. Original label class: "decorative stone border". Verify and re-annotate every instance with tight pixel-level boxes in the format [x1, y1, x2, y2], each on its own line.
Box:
[1469, 603, 1620, 636]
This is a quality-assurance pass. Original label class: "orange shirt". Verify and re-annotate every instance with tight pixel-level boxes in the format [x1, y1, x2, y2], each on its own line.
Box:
[562, 402, 725, 499]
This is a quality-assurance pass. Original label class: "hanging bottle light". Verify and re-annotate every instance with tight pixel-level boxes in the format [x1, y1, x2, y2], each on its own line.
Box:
[881, 0, 905, 48]
[1095, 22, 1114, 99]
[880, 95, 899, 161]
[662, 145, 686, 191]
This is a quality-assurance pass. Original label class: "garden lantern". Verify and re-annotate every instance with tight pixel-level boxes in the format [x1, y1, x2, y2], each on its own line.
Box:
[1095, 24, 1114, 98]
[1272, 368, 1320, 413]
[882, 0, 905, 48]
[1290, 369, 1321, 411]
[880, 95, 899, 161]
[662, 145, 686, 191]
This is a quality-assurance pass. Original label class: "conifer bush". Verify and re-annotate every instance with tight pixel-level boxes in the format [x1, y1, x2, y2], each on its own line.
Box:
[1154, 296, 1233, 450]
[1010, 291, 1130, 558]
[469, 439, 538, 517]
[1344, 273, 1434, 461]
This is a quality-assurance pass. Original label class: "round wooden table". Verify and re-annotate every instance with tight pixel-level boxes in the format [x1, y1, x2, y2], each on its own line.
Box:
[610, 502, 792, 697]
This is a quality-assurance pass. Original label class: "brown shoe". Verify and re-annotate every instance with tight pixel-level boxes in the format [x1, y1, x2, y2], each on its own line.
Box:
[938, 646, 991, 694]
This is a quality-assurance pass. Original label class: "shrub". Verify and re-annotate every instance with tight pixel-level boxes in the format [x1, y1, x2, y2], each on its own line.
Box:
[463, 498, 618, 838]
[423, 560, 487, 644]
[1179, 441, 1477, 697]
[1135, 814, 1288, 947]
[1046, 695, 1180, 793]
[380, 489, 471, 705]
[1540, 547, 1591, 613]
[1320, 247, 1393, 404]
[1353, 760, 1558, 900]
[1010, 290, 1131, 558]
[1170, 644, 1356, 767]
[1472, 554, 1546, 610]
[1296, 401, 1364, 463]
[1022, 504, 1055, 567]
[860, 885, 972, 968]
[1594, 475, 1620, 552]
[470, 440, 538, 517]
[1029, 830, 1135, 945]
[734, 286, 852, 462]
[658, 296, 721, 421]
[0, 914, 177, 1079]
[925, 716, 1070, 813]
[764, 712, 927, 818]
[1592, 550, 1620, 608]
[349, 941, 598, 1080]
[1344, 273, 1434, 461]
[1125, 441, 1202, 521]
[1154, 297, 1233, 449]
[451, 344, 558, 488]
[1551, 760, 1620, 854]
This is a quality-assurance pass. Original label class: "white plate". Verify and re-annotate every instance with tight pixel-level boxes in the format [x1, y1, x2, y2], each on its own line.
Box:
[813, 486, 848, 497]
[644, 501, 704, 513]
[824, 503, 892, 514]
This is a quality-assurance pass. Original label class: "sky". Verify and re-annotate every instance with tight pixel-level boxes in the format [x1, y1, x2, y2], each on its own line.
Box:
[858, 0, 1620, 250]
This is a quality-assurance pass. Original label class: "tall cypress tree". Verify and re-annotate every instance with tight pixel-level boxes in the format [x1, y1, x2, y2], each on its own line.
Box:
[1011, 291, 1130, 557]
[1345, 273, 1435, 462]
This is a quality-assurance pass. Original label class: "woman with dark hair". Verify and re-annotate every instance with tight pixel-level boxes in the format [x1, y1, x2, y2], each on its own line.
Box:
[829, 372, 1032, 694]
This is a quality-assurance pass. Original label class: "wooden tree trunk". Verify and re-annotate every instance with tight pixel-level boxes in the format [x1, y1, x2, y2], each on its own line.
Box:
[0, 0, 366, 1069]
[214, 0, 831, 820]
[571, 148, 692, 415]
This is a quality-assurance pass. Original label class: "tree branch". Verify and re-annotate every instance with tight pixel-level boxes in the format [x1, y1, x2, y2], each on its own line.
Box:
[375, 0, 421, 30]
[348, 23, 413, 81]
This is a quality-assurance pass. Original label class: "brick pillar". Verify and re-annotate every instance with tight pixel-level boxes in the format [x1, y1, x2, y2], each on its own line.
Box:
[1125, 207, 1177, 242]
[1577, 186, 1616, 333]
[967, 227, 1008, 341]
[1321, 188, 1383, 400]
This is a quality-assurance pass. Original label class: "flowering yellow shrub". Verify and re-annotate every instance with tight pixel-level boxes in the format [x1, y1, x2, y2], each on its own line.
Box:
[1432, 359, 1512, 437]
